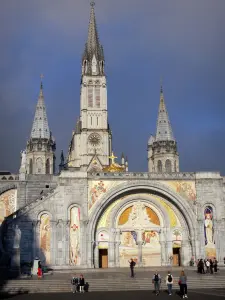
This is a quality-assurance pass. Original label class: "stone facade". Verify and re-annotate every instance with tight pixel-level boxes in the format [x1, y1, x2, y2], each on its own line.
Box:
[0, 4, 224, 269]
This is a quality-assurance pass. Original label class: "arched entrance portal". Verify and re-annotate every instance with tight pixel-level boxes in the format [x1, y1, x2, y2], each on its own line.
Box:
[93, 191, 192, 268]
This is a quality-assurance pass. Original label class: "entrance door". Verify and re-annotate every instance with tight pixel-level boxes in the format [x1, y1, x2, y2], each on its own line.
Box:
[99, 249, 108, 268]
[173, 248, 181, 266]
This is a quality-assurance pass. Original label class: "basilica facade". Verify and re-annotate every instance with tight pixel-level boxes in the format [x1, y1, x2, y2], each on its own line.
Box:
[0, 3, 224, 269]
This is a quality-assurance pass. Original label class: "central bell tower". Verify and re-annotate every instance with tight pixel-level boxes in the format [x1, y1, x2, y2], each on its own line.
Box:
[67, 2, 112, 171]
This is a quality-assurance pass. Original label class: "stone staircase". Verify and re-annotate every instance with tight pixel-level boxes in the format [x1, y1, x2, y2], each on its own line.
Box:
[1, 275, 225, 293]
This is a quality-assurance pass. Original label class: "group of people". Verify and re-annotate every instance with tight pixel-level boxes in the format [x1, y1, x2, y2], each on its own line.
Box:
[129, 259, 188, 298]
[71, 274, 89, 293]
[152, 270, 188, 298]
[197, 258, 218, 274]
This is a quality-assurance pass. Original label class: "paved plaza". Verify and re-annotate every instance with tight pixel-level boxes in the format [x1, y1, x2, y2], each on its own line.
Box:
[2, 290, 225, 300]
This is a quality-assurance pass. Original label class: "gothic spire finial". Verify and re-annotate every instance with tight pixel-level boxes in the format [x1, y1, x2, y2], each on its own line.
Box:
[160, 77, 163, 94]
[90, 1, 95, 7]
[156, 82, 175, 142]
[30, 76, 50, 139]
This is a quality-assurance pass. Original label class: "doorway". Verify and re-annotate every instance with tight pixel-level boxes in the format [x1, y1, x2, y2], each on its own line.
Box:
[173, 247, 181, 266]
[99, 249, 108, 268]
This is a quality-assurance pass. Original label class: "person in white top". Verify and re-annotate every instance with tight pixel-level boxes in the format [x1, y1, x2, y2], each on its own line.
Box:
[166, 271, 174, 296]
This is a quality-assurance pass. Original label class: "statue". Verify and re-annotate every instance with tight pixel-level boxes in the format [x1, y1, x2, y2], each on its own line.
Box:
[20, 150, 26, 171]
[13, 225, 21, 249]
[205, 213, 213, 245]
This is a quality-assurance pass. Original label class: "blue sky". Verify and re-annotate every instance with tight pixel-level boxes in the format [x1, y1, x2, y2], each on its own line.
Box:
[0, 0, 225, 174]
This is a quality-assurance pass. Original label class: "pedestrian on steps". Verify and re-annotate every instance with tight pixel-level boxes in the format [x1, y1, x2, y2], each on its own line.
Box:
[71, 275, 78, 293]
[152, 271, 161, 296]
[79, 274, 85, 293]
[128, 258, 136, 277]
[178, 270, 188, 298]
[165, 271, 173, 295]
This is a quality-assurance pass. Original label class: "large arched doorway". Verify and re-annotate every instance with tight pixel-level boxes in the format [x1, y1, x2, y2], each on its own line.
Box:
[92, 188, 192, 268]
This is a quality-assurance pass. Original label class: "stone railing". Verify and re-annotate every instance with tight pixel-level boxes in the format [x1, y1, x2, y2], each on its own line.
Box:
[88, 172, 196, 180]
[5, 188, 57, 222]
[0, 174, 19, 181]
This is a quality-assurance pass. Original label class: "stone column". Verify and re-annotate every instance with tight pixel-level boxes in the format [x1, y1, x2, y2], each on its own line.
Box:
[80, 220, 88, 267]
[137, 230, 143, 267]
[115, 229, 121, 267]
[65, 221, 70, 265]
[94, 241, 99, 268]
[86, 236, 94, 268]
[32, 221, 37, 260]
[166, 241, 173, 267]
[51, 221, 57, 266]
[181, 240, 191, 266]
[36, 220, 41, 259]
[160, 241, 166, 266]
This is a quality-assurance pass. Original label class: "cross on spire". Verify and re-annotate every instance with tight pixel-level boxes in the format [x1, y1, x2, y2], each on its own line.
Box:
[40, 74, 44, 89]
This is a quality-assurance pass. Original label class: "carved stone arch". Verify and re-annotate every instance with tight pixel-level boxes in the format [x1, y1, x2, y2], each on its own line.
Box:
[165, 159, 172, 173]
[46, 158, 50, 174]
[202, 203, 217, 220]
[157, 160, 162, 173]
[87, 181, 196, 243]
[37, 210, 53, 221]
[67, 204, 82, 222]
[0, 184, 17, 196]
[109, 194, 170, 229]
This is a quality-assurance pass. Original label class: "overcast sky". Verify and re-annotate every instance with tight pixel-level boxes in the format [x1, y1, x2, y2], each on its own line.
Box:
[0, 0, 225, 174]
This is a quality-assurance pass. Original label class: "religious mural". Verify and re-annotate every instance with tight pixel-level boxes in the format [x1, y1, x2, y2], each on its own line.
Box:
[118, 202, 161, 266]
[119, 231, 138, 267]
[142, 230, 161, 266]
[204, 206, 216, 258]
[88, 180, 125, 213]
[69, 207, 81, 265]
[40, 213, 51, 264]
[0, 189, 17, 225]
[172, 229, 182, 248]
[98, 231, 109, 249]
[162, 181, 196, 201]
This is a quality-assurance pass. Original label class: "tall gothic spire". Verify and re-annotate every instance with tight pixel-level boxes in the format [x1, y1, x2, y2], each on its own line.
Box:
[155, 83, 175, 141]
[30, 75, 50, 139]
[82, 2, 104, 75]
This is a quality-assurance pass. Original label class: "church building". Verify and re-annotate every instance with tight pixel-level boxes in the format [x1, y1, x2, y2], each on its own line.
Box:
[0, 3, 224, 269]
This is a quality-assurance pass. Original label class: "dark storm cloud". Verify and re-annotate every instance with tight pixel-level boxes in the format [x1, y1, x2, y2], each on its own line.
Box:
[0, 0, 225, 174]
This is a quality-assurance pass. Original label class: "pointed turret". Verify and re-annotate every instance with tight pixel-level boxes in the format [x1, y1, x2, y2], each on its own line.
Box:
[147, 82, 179, 173]
[82, 2, 105, 76]
[155, 84, 175, 141]
[30, 76, 50, 139]
[25, 75, 56, 175]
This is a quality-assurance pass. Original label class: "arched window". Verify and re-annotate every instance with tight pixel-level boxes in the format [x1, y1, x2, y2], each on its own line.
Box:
[46, 159, 50, 174]
[95, 86, 100, 108]
[88, 86, 93, 107]
[165, 159, 172, 173]
[157, 160, 162, 173]
[29, 159, 33, 174]
[174, 161, 177, 172]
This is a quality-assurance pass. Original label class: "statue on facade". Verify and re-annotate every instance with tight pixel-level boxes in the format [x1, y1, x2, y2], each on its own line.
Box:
[13, 225, 21, 249]
[19, 150, 26, 173]
[205, 213, 213, 245]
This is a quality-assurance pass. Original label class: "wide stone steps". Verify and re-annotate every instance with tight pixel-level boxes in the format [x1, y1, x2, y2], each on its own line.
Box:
[2, 277, 225, 293]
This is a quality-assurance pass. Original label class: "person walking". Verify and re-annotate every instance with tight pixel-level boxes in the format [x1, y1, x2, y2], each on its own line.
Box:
[209, 259, 214, 274]
[79, 274, 85, 293]
[166, 271, 173, 295]
[179, 270, 188, 298]
[152, 271, 161, 296]
[128, 258, 136, 278]
[37, 261, 42, 279]
[206, 259, 210, 273]
[71, 275, 79, 293]
[214, 258, 218, 273]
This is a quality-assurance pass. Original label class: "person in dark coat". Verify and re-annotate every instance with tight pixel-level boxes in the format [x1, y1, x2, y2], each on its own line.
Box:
[214, 258, 218, 273]
[210, 259, 214, 274]
[128, 258, 136, 277]
[79, 274, 85, 293]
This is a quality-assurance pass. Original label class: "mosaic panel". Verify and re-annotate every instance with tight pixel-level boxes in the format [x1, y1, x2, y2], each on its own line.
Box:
[0, 189, 17, 224]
